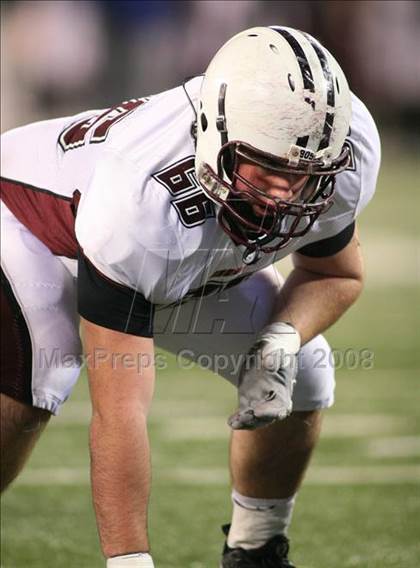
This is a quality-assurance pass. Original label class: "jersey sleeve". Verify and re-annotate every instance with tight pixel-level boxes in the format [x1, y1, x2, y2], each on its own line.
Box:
[75, 148, 159, 335]
[74, 92, 206, 307]
[297, 221, 355, 257]
[291, 94, 381, 253]
[350, 94, 381, 216]
[77, 251, 154, 336]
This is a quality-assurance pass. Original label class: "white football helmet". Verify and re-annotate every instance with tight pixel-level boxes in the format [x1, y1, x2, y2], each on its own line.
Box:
[195, 26, 352, 261]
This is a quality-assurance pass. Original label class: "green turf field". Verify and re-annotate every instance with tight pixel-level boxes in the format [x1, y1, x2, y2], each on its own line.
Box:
[1, 151, 419, 567]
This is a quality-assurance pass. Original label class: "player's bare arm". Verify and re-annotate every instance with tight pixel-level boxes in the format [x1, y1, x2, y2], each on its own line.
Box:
[229, 230, 364, 430]
[81, 318, 155, 561]
[276, 227, 364, 344]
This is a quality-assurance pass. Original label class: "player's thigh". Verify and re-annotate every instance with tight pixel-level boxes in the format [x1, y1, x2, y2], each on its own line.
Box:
[0, 393, 51, 460]
[1, 202, 82, 415]
[155, 265, 335, 410]
[0, 393, 53, 492]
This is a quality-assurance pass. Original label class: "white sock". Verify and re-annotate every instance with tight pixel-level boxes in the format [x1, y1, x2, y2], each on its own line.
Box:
[227, 489, 296, 550]
[107, 552, 154, 567]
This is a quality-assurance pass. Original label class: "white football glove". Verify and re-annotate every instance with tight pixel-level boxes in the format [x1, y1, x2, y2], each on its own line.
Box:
[228, 322, 301, 430]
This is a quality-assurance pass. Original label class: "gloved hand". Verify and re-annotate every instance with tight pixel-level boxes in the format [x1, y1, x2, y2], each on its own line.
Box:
[228, 322, 301, 430]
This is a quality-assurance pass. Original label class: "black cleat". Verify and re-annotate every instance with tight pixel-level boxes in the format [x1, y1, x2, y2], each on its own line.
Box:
[220, 524, 296, 567]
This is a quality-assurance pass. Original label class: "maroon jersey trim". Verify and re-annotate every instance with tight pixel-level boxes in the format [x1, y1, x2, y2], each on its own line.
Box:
[0, 177, 78, 259]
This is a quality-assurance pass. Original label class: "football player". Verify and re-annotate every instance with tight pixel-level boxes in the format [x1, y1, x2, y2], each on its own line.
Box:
[1, 27, 380, 567]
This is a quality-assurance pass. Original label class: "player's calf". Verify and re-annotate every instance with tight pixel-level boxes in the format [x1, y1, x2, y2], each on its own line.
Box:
[0, 393, 51, 492]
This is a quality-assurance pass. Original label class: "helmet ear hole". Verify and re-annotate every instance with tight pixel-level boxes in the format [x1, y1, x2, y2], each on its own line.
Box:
[287, 73, 295, 92]
[200, 113, 208, 132]
[335, 77, 340, 93]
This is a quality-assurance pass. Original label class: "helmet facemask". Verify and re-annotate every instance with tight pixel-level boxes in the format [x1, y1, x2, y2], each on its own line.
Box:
[198, 140, 350, 260]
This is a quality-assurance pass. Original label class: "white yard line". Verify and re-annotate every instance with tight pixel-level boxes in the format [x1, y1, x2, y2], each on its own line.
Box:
[15, 464, 420, 487]
[53, 400, 229, 426]
[55, 401, 420, 442]
[157, 414, 414, 440]
[307, 465, 420, 485]
[56, 403, 417, 429]
[367, 436, 420, 458]
[55, 403, 416, 442]
[322, 414, 415, 437]
[167, 465, 420, 485]
[58, 371, 418, 427]
[16, 468, 89, 485]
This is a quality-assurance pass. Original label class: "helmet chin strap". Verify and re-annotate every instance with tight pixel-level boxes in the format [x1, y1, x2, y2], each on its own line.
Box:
[182, 76, 200, 147]
[242, 216, 290, 265]
[242, 246, 261, 265]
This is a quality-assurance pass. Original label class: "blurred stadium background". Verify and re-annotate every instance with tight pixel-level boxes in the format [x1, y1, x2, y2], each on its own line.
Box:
[1, 1, 419, 567]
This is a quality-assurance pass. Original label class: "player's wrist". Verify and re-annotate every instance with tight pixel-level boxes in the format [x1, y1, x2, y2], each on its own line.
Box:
[106, 552, 154, 567]
[229, 321, 300, 429]
[258, 321, 301, 357]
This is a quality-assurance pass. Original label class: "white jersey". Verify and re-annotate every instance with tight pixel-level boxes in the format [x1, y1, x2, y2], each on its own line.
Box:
[1, 77, 380, 306]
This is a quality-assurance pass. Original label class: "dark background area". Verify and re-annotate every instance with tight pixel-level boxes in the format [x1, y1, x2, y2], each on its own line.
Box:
[2, 0, 420, 152]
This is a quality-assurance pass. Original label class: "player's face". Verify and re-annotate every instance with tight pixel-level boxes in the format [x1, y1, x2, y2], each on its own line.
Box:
[236, 160, 310, 217]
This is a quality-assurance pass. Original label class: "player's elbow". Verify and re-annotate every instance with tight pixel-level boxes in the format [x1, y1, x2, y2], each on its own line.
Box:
[341, 271, 365, 310]
[349, 273, 364, 301]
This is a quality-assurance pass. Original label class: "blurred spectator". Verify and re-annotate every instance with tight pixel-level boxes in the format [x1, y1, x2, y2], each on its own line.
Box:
[1, 0, 105, 129]
[101, 0, 189, 99]
[179, 1, 261, 78]
[1, 0, 419, 149]
[353, 0, 420, 144]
